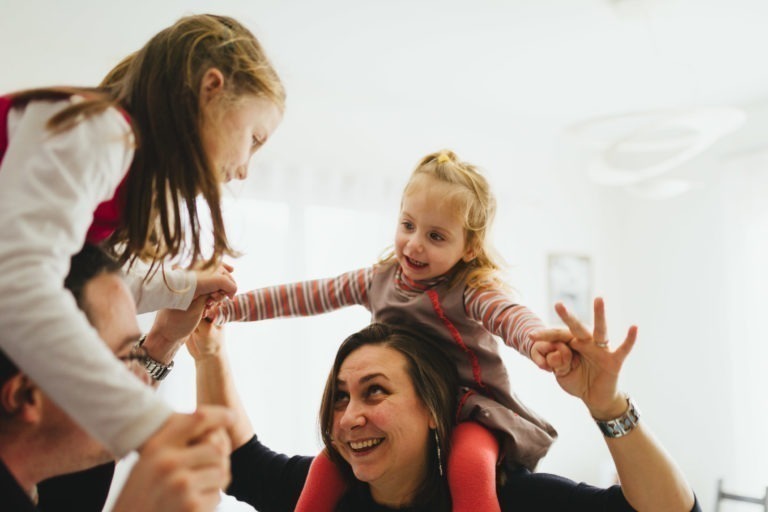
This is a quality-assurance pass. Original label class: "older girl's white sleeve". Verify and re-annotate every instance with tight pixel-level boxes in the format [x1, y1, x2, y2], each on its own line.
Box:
[0, 100, 172, 456]
[123, 260, 196, 314]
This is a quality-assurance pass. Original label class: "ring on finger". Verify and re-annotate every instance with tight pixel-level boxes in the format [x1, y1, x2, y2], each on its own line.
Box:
[595, 340, 609, 348]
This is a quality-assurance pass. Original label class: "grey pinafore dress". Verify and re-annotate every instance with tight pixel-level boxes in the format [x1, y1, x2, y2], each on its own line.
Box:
[369, 263, 557, 470]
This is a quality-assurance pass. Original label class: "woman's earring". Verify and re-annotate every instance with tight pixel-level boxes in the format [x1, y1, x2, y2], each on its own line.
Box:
[434, 429, 444, 477]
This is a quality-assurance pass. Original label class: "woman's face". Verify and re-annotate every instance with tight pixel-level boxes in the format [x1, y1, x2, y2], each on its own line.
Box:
[332, 344, 437, 505]
[200, 90, 283, 183]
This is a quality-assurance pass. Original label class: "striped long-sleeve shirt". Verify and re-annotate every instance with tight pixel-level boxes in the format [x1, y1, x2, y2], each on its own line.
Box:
[217, 265, 544, 359]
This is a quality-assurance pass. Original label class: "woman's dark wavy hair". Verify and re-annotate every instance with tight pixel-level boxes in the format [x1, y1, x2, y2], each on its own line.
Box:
[11, 14, 285, 274]
[319, 322, 459, 511]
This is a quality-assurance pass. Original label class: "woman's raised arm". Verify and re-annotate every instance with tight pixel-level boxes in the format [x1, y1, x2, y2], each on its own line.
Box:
[187, 318, 254, 450]
[533, 298, 696, 512]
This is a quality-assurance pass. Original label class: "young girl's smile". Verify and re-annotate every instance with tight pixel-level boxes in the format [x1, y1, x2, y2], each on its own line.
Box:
[394, 177, 474, 281]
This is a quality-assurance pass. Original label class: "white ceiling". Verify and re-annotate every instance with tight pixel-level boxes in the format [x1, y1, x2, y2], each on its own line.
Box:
[2, 0, 767, 188]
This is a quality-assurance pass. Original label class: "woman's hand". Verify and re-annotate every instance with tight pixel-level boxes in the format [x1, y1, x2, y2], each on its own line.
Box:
[536, 298, 697, 512]
[187, 315, 225, 361]
[532, 297, 637, 419]
[189, 317, 255, 450]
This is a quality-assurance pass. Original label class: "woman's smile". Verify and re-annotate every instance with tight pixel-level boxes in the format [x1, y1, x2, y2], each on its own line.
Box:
[348, 437, 385, 453]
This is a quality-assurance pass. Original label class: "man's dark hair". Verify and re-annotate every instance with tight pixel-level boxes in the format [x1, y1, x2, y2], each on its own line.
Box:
[63, 243, 123, 309]
[0, 244, 121, 383]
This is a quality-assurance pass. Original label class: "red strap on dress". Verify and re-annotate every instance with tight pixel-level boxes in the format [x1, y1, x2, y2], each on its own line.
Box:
[0, 94, 131, 244]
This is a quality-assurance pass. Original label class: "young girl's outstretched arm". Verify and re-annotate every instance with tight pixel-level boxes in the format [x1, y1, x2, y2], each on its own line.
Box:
[464, 286, 545, 358]
[214, 267, 373, 324]
[0, 100, 171, 456]
[464, 286, 571, 373]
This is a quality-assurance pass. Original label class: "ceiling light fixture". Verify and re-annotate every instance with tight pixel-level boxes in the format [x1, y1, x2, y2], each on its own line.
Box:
[568, 107, 746, 189]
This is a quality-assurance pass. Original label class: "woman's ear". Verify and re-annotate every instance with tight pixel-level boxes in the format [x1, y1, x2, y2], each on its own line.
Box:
[0, 375, 42, 423]
[429, 415, 438, 430]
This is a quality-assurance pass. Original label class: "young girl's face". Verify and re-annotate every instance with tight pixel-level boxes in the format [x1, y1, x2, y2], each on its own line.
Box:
[395, 178, 473, 281]
[200, 92, 283, 183]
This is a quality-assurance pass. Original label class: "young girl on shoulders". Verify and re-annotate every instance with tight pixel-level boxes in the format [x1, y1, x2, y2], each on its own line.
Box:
[214, 150, 571, 512]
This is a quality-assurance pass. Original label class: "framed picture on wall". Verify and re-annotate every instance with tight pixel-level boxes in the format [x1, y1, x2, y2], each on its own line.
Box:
[547, 253, 592, 324]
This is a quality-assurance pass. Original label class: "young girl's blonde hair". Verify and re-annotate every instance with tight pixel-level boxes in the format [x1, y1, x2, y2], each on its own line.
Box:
[381, 150, 507, 290]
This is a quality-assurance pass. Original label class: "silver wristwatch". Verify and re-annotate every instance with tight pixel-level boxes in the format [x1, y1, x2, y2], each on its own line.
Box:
[138, 334, 174, 382]
[594, 396, 640, 438]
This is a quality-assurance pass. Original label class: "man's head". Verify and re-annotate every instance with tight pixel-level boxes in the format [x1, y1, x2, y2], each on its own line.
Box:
[0, 244, 145, 482]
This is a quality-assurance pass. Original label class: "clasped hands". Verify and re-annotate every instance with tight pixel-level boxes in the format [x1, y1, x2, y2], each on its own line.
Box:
[530, 297, 638, 419]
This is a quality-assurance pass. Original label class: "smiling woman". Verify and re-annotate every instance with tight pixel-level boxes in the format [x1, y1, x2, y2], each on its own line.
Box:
[190, 305, 702, 512]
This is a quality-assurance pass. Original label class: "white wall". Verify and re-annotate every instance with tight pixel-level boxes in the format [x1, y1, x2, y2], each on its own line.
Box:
[3, 2, 768, 510]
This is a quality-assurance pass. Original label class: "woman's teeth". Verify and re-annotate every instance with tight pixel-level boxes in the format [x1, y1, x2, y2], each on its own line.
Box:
[349, 438, 383, 451]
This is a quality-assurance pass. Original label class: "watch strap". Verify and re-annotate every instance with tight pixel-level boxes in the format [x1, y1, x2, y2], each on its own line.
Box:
[594, 396, 640, 438]
[137, 334, 174, 382]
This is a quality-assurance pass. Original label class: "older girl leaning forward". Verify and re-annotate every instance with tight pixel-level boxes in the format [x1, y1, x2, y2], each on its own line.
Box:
[213, 150, 571, 512]
[0, 14, 284, 458]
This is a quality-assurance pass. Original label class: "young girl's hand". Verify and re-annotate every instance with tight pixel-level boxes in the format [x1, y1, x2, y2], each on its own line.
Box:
[194, 263, 237, 306]
[203, 301, 231, 326]
[530, 331, 573, 375]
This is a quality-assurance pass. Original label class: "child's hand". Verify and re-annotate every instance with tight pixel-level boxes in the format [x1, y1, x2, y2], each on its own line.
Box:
[194, 263, 237, 307]
[530, 326, 582, 377]
[531, 340, 573, 375]
[530, 337, 574, 376]
[203, 301, 230, 326]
